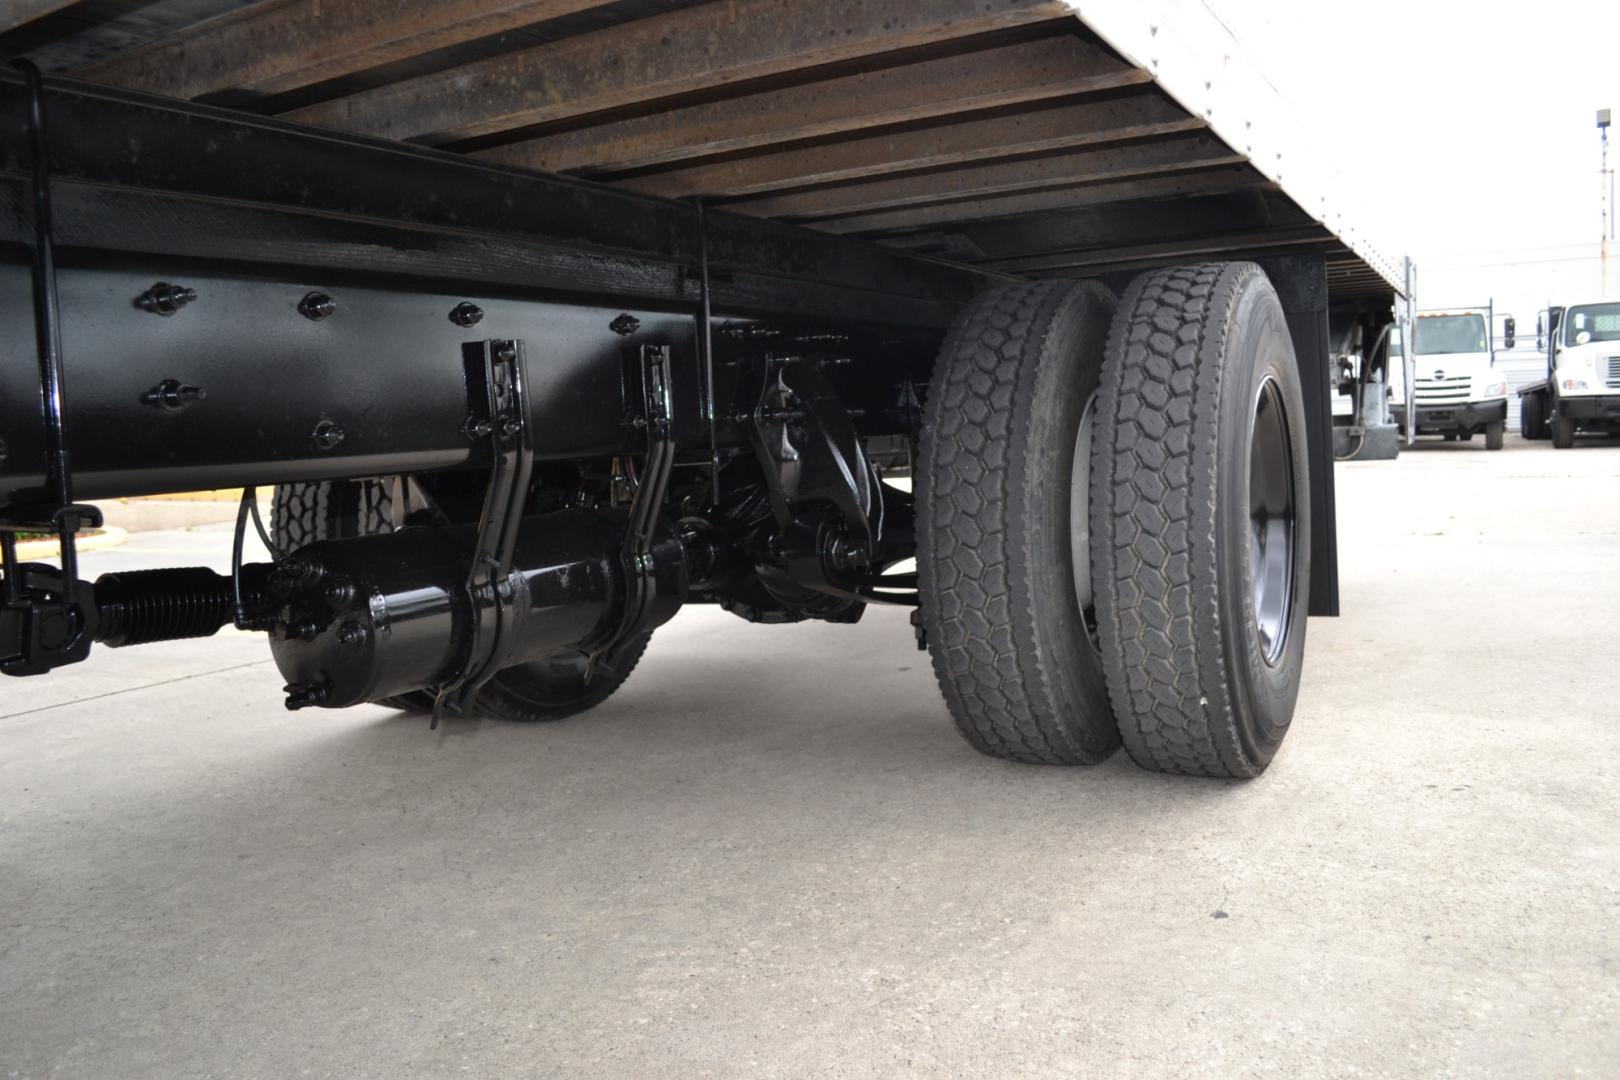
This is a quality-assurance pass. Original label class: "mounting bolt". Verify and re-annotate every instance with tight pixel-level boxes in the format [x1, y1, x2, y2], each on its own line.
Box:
[609, 313, 641, 336]
[494, 341, 517, 363]
[498, 416, 522, 440]
[135, 282, 197, 316]
[310, 418, 345, 451]
[335, 621, 369, 647]
[298, 291, 336, 320]
[449, 301, 484, 327]
[283, 682, 330, 711]
[37, 610, 75, 651]
[269, 558, 324, 597]
[140, 379, 207, 412]
[463, 416, 495, 440]
[828, 537, 869, 572]
[323, 578, 356, 607]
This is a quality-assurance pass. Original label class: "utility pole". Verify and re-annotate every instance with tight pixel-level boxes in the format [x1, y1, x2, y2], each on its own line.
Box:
[1602, 108, 1613, 296]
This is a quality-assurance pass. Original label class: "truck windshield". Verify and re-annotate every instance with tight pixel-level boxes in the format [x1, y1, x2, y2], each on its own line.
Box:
[1564, 303, 1620, 346]
[1413, 315, 1487, 355]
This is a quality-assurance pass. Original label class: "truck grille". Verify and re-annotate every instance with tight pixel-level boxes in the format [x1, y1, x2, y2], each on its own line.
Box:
[1413, 375, 1472, 405]
[1607, 357, 1620, 389]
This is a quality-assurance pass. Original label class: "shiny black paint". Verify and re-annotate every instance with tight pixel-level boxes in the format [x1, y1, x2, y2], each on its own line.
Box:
[0, 71, 974, 682]
[268, 510, 685, 710]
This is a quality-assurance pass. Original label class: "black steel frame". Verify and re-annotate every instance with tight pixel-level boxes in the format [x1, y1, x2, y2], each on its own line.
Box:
[0, 70, 1344, 684]
[0, 71, 1001, 511]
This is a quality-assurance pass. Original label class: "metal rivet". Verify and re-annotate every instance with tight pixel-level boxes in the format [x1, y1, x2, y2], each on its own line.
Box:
[449, 301, 484, 327]
[299, 291, 336, 320]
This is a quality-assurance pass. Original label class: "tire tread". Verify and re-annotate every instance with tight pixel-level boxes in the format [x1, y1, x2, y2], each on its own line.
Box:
[918, 280, 1115, 765]
[1092, 263, 1261, 777]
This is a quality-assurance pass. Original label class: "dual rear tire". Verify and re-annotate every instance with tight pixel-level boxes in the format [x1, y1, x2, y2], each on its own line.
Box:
[919, 264, 1311, 778]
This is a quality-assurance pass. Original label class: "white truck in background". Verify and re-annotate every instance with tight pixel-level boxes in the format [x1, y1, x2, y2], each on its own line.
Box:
[1392, 306, 1513, 450]
[1519, 300, 1620, 447]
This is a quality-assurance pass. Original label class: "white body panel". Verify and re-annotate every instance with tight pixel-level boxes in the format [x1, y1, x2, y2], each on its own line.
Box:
[1069, 0, 1407, 297]
[1553, 300, 1620, 399]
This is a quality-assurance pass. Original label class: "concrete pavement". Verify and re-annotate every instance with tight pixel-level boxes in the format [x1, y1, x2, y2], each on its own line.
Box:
[3, 435, 1618, 1078]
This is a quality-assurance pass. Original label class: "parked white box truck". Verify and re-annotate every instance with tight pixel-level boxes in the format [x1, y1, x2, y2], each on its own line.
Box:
[1393, 307, 1512, 449]
[1519, 301, 1620, 447]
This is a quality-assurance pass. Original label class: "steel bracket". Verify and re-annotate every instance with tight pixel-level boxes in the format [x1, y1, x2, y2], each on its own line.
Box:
[432, 339, 533, 722]
[586, 344, 676, 679]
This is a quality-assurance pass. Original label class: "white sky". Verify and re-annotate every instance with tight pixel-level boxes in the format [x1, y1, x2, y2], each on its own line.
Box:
[1207, 0, 1620, 319]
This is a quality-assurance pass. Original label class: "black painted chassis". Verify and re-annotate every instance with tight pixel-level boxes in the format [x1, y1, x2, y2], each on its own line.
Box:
[0, 71, 1340, 698]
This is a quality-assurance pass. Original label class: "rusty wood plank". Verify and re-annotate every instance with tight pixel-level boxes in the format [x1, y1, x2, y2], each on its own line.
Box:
[812, 167, 1273, 235]
[916, 185, 1301, 258]
[987, 226, 1332, 275]
[475, 32, 1145, 175]
[71, 0, 609, 101]
[876, 185, 1292, 260]
[0, 0, 79, 35]
[615, 89, 1202, 200]
[285, 0, 1077, 144]
[730, 133, 1244, 221]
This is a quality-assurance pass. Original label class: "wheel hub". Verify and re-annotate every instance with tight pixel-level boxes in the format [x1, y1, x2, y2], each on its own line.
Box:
[1249, 375, 1296, 665]
[1070, 391, 1099, 646]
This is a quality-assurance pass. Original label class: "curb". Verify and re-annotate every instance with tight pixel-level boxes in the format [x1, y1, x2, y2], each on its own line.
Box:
[14, 526, 130, 561]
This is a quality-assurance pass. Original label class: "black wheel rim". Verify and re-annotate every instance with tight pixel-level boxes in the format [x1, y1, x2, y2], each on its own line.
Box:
[1069, 390, 1100, 650]
[1249, 375, 1296, 666]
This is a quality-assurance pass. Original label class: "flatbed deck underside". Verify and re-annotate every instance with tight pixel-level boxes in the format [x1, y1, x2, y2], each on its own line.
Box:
[1, 0, 1395, 302]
